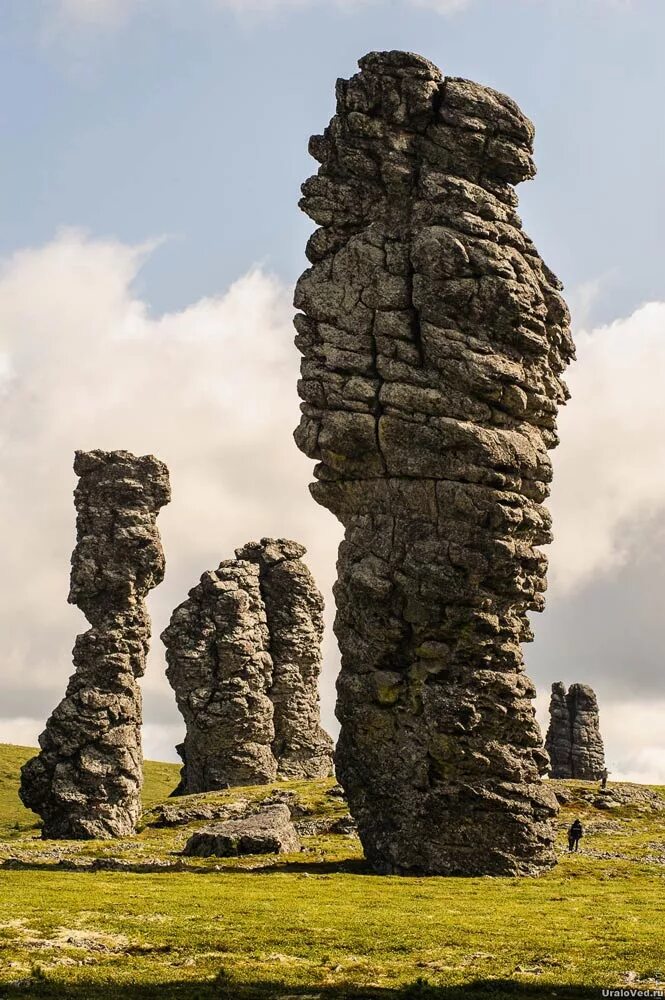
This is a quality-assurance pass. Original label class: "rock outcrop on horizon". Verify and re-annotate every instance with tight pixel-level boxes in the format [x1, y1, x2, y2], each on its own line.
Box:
[293, 50, 574, 875]
[163, 538, 332, 793]
[545, 682, 605, 780]
[19, 450, 170, 839]
[236, 539, 334, 779]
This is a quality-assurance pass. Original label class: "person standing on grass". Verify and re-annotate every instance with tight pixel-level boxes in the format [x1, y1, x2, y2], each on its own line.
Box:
[600, 768, 609, 789]
[568, 818, 583, 852]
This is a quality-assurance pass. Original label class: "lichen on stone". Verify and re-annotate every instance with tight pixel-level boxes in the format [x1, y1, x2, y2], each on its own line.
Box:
[293, 50, 575, 875]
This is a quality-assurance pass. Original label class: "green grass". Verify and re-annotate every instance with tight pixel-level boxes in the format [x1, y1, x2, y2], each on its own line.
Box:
[0, 744, 179, 841]
[0, 744, 663, 999]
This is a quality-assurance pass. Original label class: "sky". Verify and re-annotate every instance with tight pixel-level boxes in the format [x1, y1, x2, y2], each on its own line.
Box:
[1, 0, 665, 782]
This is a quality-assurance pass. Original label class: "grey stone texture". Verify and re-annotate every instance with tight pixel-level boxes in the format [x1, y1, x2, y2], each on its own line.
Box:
[293, 50, 575, 875]
[162, 538, 332, 793]
[545, 681, 571, 778]
[162, 559, 277, 794]
[182, 804, 301, 857]
[236, 538, 334, 779]
[19, 450, 170, 839]
[545, 682, 605, 780]
[146, 797, 251, 829]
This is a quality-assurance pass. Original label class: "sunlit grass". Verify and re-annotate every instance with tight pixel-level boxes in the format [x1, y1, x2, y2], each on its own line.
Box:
[0, 743, 663, 998]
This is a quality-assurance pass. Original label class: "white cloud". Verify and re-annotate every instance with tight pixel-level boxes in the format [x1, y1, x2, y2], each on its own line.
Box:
[0, 719, 45, 752]
[0, 230, 342, 762]
[611, 746, 665, 787]
[547, 300, 665, 595]
[599, 701, 665, 784]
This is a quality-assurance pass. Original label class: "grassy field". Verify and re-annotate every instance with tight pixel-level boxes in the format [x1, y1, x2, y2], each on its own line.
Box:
[0, 744, 662, 999]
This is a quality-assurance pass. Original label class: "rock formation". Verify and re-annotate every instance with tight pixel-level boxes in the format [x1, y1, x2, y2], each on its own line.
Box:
[545, 682, 605, 780]
[544, 681, 571, 778]
[162, 538, 332, 794]
[162, 560, 277, 793]
[570, 684, 606, 780]
[19, 450, 170, 839]
[182, 805, 301, 857]
[236, 538, 334, 778]
[293, 51, 574, 875]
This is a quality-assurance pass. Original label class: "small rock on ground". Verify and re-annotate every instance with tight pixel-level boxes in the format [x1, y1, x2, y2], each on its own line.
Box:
[182, 805, 301, 858]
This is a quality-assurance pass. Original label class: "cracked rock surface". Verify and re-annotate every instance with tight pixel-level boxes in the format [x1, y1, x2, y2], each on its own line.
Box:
[182, 804, 301, 857]
[19, 450, 170, 839]
[293, 50, 574, 875]
[163, 539, 332, 793]
[162, 560, 277, 793]
[545, 682, 571, 779]
[545, 682, 605, 780]
[236, 538, 334, 779]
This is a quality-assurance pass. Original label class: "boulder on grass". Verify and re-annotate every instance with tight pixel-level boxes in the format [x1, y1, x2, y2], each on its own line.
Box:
[148, 797, 250, 828]
[182, 805, 300, 857]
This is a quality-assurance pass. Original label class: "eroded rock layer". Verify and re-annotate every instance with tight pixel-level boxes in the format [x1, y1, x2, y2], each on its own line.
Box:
[164, 539, 333, 792]
[19, 450, 170, 838]
[293, 50, 574, 875]
[182, 805, 301, 858]
[570, 684, 606, 780]
[162, 560, 277, 793]
[236, 538, 334, 779]
[545, 682, 605, 780]
[544, 681, 571, 778]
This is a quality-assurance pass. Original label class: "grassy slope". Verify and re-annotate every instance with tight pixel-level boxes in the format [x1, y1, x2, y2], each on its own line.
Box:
[0, 744, 663, 999]
[0, 745, 179, 839]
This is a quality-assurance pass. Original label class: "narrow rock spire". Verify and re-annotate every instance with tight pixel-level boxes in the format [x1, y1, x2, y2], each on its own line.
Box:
[545, 681, 572, 778]
[20, 450, 170, 838]
[236, 538, 334, 779]
[162, 560, 277, 793]
[163, 539, 332, 793]
[545, 682, 606, 780]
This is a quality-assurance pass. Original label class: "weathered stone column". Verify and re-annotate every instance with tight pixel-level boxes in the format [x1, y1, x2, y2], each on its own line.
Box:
[236, 538, 334, 779]
[545, 681, 572, 778]
[293, 51, 574, 874]
[19, 450, 170, 839]
[162, 560, 277, 793]
[569, 684, 605, 780]
[545, 682, 605, 780]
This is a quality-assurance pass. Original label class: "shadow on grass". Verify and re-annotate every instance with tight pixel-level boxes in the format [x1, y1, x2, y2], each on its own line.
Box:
[0, 978, 601, 1000]
[0, 857, 370, 876]
[220, 857, 371, 875]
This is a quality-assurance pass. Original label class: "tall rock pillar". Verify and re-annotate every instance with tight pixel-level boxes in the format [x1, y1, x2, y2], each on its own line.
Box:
[544, 681, 572, 778]
[163, 539, 333, 793]
[162, 560, 277, 793]
[236, 538, 334, 779]
[545, 682, 605, 780]
[20, 450, 170, 838]
[569, 684, 605, 780]
[293, 51, 574, 875]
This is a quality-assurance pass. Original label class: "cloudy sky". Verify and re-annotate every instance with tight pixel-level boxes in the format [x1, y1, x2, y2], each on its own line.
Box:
[1, 0, 664, 782]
